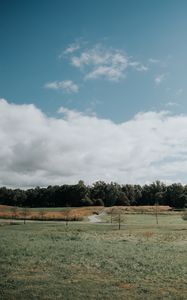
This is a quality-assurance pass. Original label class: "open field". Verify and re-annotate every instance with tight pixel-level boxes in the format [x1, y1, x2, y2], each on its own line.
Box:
[0, 212, 187, 300]
[0, 205, 180, 222]
[0, 205, 103, 221]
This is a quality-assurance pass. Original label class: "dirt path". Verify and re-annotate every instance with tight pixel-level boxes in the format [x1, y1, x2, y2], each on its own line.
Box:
[88, 214, 101, 223]
[88, 210, 105, 223]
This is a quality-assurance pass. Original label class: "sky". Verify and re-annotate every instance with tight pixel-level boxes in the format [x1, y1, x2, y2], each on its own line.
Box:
[1, 0, 187, 188]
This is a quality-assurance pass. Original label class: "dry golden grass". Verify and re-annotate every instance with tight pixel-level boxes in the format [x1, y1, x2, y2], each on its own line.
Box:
[106, 205, 172, 214]
[0, 205, 176, 221]
[0, 205, 103, 220]
[118, 283, 137, 290]
[142, 231, 154, 240]
[69, 206, 103, 217]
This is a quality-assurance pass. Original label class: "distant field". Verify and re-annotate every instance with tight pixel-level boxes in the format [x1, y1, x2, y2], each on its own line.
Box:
[0, 205, 179, 221]
[0, 205, 103, 221]
[0, 213, 187, 300]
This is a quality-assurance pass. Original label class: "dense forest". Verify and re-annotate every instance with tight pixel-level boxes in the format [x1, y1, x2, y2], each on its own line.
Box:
[0, 180, 187, 209]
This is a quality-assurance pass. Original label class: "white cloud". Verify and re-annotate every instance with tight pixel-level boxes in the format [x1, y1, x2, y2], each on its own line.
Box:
[44, 80, 79, 93]
[64, 43, 80, 54]
[128, 61, 148, 71]
[155, 73, 167, 85]
[1, 98, 187, 188]
[165, 102, 179, 107]
[67, 45, 147, 81]
[85, 65, 126, 81]
[148, 58, 160, 64]
[58, 42, 81, 58]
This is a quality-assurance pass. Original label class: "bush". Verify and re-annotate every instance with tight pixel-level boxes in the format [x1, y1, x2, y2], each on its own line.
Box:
[80, 196, 93, 206]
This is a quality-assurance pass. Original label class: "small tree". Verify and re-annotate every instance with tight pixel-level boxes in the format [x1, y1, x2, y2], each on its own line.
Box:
[154, 201, 159, 225]
[11, 206, 18, 220]
[155, 192, 165, 225]
[110, 208, 127, 230]
[63, 206, 72, 226]
[110, 207, 115, 224]
[39, 209, 46, 221]
[22, 207, 29, 224]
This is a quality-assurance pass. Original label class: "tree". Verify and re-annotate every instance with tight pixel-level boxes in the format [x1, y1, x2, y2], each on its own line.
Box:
[109, 207, 115, 224]
[154, 192, 165, 225]
[1, 180, 187, 209]
[121, 184, 136, 205]
[0, 187, 14, 205]
[13, 189, 27, 206]
[105, 182, 121, 206]
[141, 181, 166, 205]
[11, 206, 18, 220]
[154, 198, 159, 225]
[90, 181, 107, 204]
[38, 209, 46, 220]
[22, 207, 30, 224]
[177, 194, 187, 208]
[115, 191, 129, 206]
[133, 185, 142, 205]
[110, 207, 127, 230]
[63, 206, 72, 226]
[165, 183, 185, 208]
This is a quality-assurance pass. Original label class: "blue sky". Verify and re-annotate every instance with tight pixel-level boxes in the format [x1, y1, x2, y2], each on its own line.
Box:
[1, 0, 187, 121]
[1, 0, 187, 187]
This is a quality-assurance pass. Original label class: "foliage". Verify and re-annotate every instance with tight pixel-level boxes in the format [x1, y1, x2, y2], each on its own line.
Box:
[80, 195, 93, 206]
[0, 180, 187, 208]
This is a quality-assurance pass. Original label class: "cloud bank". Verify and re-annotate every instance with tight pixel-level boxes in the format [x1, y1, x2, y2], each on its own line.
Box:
[0, 99, 187, 188]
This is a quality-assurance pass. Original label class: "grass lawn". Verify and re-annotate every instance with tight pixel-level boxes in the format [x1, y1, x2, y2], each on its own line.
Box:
[0, 214, 187, 300]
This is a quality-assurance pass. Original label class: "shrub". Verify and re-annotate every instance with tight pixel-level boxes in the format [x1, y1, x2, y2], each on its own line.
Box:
[80, 196, 93, 206]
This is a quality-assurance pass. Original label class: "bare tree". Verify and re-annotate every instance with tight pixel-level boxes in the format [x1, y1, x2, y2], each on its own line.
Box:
[63, 206, 72, 227]
[10, 206, 18, 224]
[11, 206, 18, 220]
[22, 207, 30, 224]
[110, 207, 115, 224]
[39, 209, 46, 221]
[155, 202, 158, 225]
[110, 208, 127, 230]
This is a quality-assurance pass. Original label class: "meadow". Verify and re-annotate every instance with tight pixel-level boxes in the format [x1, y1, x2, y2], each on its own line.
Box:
[0, 205, 102, 221]
[0, 208, 187, 300]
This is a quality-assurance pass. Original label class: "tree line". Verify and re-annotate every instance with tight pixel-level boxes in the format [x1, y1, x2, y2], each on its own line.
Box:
[0, 180, 187, 208]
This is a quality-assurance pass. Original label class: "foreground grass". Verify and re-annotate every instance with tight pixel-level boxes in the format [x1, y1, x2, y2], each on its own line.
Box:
[0, 218, 187, 300]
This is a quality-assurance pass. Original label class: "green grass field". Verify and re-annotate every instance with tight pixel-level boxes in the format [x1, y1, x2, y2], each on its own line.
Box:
[0, 214, 187, 300]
